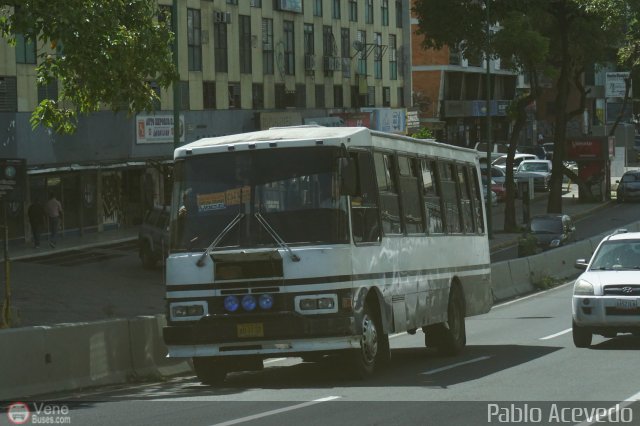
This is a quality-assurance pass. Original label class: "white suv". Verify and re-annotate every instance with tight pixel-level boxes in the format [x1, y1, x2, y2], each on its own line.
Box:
[572, 230, 640, 347]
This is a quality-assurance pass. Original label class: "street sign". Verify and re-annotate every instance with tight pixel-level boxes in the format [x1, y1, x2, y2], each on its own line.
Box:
[605, 72, 630, 98]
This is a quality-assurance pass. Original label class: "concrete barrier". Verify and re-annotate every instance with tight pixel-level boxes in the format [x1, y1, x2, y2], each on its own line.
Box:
[507, 257, 535, 296]
[128, 315, 192, 378]
[0, 315, 191, 400]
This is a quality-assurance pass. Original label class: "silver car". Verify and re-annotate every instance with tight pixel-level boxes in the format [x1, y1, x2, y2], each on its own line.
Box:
[514, 159, 552, 191]
[572, 230, 640, 347]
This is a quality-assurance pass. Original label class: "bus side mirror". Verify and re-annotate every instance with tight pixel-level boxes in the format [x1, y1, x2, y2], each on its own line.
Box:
[338, 157, 358, 196]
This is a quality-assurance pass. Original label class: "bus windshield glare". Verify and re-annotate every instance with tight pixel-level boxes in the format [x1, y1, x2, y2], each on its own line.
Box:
[170, 146, 349, 251]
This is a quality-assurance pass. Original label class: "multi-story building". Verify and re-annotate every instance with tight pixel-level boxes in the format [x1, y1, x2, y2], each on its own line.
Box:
[0, 0, 411, 243]
[410, 1, 520, 148]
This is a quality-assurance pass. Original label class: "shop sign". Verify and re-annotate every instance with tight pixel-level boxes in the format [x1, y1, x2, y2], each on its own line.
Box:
[136, 114, 185, 144]
[0, 158, 26, 202]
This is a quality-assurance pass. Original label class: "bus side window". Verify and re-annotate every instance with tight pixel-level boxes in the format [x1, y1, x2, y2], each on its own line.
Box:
[457, 166, 475, 234]
[439, 162, 462, 234]
[468, 165, 485, 234]
[398, 156, 425, 234]
[421, 158, 444, 234]
[374, 152, 402, 235]
[350, 151, 381, 243]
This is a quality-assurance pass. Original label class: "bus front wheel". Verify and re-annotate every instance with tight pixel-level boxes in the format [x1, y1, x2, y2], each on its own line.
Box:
[352, 303, 382, 378]
[424, 285, 466, 356]
[193, 357, 227, 385]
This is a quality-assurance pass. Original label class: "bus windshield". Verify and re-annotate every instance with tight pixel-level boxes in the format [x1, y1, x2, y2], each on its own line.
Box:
[170, 146, 349, 251]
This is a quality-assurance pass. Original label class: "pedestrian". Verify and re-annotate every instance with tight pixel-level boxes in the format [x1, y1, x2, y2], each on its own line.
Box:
[45, 192, 63, 248]
[27, 199, 46, 248]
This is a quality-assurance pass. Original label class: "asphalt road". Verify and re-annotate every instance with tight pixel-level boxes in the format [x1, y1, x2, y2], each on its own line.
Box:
[23, 283, 640, 426]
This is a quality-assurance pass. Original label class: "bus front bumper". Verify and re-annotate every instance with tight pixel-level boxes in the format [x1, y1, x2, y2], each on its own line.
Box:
[163, 313, 358, 357]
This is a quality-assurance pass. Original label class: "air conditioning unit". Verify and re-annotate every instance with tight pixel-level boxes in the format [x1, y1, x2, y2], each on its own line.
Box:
[324, 56, 341, 71]
[304, 54, 316, 71]
[332, 57, 342, 71]
[214, 11, 231, 23]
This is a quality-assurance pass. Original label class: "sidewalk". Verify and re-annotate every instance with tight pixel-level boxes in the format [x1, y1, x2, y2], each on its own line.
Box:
[5, 226, 139, 262]
[488, 184, 613, 253]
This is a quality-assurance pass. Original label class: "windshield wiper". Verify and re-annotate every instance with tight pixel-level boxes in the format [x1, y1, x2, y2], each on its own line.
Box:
[196, 213, 245, 267]
[254, 212, 300, 262]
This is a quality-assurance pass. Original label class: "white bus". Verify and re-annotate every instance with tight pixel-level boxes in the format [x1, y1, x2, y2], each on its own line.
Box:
[163, 126, 492, 384]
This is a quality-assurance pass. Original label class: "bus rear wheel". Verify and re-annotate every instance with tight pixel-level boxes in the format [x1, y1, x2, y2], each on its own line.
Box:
[424, 285, 466, 356]
[193, 357, 227, 385]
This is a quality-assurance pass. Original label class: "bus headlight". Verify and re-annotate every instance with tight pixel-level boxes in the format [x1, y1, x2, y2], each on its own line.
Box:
[224, 295, 240, 312]
[241, 295, 257, 311]
[258, 294, 274, 310]
[171, 301, 207, 321]
[295, 294, 338, 314]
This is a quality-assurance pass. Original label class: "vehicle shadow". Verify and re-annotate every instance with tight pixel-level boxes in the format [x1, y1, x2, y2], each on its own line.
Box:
[86, 344, 561, 400]
[589, 334, 640, 350]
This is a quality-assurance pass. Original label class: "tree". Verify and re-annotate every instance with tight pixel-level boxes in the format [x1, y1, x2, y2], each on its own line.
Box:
[0, 1, 178, 134]
[413, 0, 632, 222]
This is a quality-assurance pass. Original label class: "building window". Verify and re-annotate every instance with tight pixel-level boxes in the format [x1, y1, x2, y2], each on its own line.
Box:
[149, 80, 161, 110]
[315, 85, 325, 108]
[38, 80, 58, 104]
[397, 86, 404, 107]
[262, 18, 274, 75]
[367, 86, 375, 107]
[227, 0, 238, 4]
[314, 0, 322, 16]
[332, 0, 341, 19]
[239, 15, 252, 74]
[349, 1, 357, 22]
[341, 28, 350, 59]
[16, 34, 36, 64]
[214, 23, 228, 73]
[0, 77, 18, 112]
[275, 84, 286, 108]
[334, 85, 343, 108]
[374, 32, 382, 79]
[351, 85, 360, 108]
[179, 81, 190, 110]
[296, 84, 306, 108]
[187, 9, 202, 71]
[449, 44, 461, 66]
[383, 86, 390, 107]
[284, 20, 295, 75]
[203, 81, 216, 109]
[389, 34, 397, 80]
[381, 0, 389, 26]
[395, 0, 403, 28]
[365, 0, 374, 24]
[357, 30, 367, 76]
[228, 83, 241, 109]
[250, 0, 261, 6]
[304, 23, 315, 55]
[252, 83, 264, 109]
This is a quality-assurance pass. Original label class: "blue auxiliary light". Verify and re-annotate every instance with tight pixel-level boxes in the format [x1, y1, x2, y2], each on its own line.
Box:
[224, 295, 240, 312]
[258, 294, 274, 310]
[241, 295, 257, 311]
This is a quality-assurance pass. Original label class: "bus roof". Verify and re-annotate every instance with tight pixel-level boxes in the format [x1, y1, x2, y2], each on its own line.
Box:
[174, 125, 478, 161]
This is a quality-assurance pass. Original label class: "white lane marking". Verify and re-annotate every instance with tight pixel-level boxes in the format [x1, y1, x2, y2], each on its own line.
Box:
[264, 358, 287, 364]
[575, 390, 640, 426]
[539, 328, 572, 340]
[421, 356, 491, 375]
[209, 396, 341, 426]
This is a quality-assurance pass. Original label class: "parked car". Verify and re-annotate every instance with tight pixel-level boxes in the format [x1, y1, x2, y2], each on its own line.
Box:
[616, 170, 640, 202]
[475, 142, 516, 163]
[481, 175, 506, 202]
[138, 206, 170, 269]
[572, 229, 640, 347]
[480, 164, 507, 185]
[482, 185, 498, 207]
[519, 145, 548, 160]
[518, 214, 576, 256]
[514, 159, 553, 192]
[491, 153, 537, 173]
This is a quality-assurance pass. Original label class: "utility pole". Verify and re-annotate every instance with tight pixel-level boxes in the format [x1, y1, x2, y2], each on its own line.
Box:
[172, 0, 181, 150]
[485, 0, 493, 238]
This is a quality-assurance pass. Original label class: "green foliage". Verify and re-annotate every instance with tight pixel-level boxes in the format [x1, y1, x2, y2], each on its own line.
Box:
[533, 274, 559, 291]
[411, 127, 434, 139]
[517, 233, 538, 258]
[1, 1, 178, 134]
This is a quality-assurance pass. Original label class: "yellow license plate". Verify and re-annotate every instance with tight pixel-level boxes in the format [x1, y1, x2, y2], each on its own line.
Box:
[237, 323, 264, 338]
